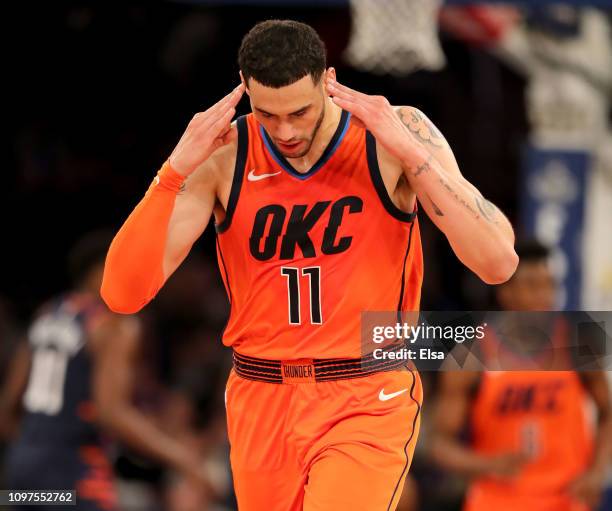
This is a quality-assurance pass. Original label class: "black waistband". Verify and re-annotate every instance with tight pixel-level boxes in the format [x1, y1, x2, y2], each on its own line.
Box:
[232, 347, 409, 384]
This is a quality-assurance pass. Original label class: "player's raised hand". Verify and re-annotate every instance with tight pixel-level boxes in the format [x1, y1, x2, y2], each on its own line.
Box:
[326, 77, 425, 164]
[169, 83, 245, 177]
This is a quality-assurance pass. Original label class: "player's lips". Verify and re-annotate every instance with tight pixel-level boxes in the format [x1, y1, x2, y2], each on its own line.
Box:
[276, 140, 303, 152]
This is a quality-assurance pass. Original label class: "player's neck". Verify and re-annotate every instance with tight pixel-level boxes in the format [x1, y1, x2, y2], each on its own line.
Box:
[286, 99, 342, 173]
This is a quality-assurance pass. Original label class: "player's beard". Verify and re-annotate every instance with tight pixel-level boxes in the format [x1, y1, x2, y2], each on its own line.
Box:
[278, 102, 325, 159]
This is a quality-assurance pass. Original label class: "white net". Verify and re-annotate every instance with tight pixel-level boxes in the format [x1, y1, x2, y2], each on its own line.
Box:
[344, 0, 446, 76]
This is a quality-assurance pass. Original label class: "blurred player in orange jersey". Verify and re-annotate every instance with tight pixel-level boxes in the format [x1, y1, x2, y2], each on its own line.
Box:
[100, 19, 518, 510]
[0, 231, 212, 510]
[432, 240, 612, 511]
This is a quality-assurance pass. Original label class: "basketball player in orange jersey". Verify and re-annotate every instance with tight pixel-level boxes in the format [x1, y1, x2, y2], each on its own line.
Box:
[432, 240, 612, 511]
[101, 20, 518, 510]
[0, 232, 212, 510]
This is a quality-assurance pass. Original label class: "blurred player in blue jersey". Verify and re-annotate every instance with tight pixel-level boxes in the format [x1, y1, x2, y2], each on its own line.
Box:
[0, 231, 211, 510]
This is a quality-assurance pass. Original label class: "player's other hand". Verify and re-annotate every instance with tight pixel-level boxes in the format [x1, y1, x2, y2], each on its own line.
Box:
[169, 83, 245, 177]
[485, 452, 529, 479]
[325, 77, 425, 165]
[567, 467, 605, 508]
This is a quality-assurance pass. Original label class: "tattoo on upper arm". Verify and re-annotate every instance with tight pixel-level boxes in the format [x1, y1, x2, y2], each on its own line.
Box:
[178, 182, 186, 194]
[398, 107, 445, 148]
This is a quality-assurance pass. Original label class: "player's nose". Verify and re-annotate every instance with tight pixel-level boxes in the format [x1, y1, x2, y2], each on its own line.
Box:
[274, 121, 296, 142]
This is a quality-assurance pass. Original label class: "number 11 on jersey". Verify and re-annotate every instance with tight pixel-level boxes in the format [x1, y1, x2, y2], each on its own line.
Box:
[280, 266, 322, 325]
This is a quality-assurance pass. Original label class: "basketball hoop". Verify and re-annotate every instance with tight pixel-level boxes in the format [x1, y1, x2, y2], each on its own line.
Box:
[344, 0, 446, 76]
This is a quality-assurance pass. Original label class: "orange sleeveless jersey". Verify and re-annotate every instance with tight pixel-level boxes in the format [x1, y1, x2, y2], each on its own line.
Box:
[214, 111, 423, 359]
[466, 321, 594, 510]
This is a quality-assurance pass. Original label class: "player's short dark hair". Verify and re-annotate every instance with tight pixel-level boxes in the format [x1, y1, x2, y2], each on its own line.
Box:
[238, 20, 327, 88]
[514, 238, 550, 265]
[68, 230, 114, 287]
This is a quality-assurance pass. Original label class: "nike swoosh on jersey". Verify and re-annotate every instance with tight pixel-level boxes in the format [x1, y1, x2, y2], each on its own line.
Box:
[247, 169, 282, 181]
[378, 388, 409, 401]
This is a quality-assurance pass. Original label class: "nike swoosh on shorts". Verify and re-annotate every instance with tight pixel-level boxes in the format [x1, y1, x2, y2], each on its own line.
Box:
[378, 388, 409, 401]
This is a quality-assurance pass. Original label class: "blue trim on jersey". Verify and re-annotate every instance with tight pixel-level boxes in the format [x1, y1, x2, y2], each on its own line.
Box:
[259, 110, 351, 181]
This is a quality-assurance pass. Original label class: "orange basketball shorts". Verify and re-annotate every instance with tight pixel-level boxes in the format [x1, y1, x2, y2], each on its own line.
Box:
[224, 355, 423, 510]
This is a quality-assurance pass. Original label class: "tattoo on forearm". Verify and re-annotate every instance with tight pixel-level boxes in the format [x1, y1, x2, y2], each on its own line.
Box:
[474, 194, 499, 224]
[438, 178, 481, 220]
[427, 194, 444, 216]
[397, 107, 445, 148]
[436, 177, 501, 224]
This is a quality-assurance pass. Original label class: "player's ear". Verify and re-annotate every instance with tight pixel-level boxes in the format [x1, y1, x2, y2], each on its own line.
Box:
[239, 71, 250, 96]
[323, 68, 336, 97]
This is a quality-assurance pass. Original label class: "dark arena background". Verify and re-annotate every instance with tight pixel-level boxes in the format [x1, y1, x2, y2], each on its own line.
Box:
[2, 2, 612, 511]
